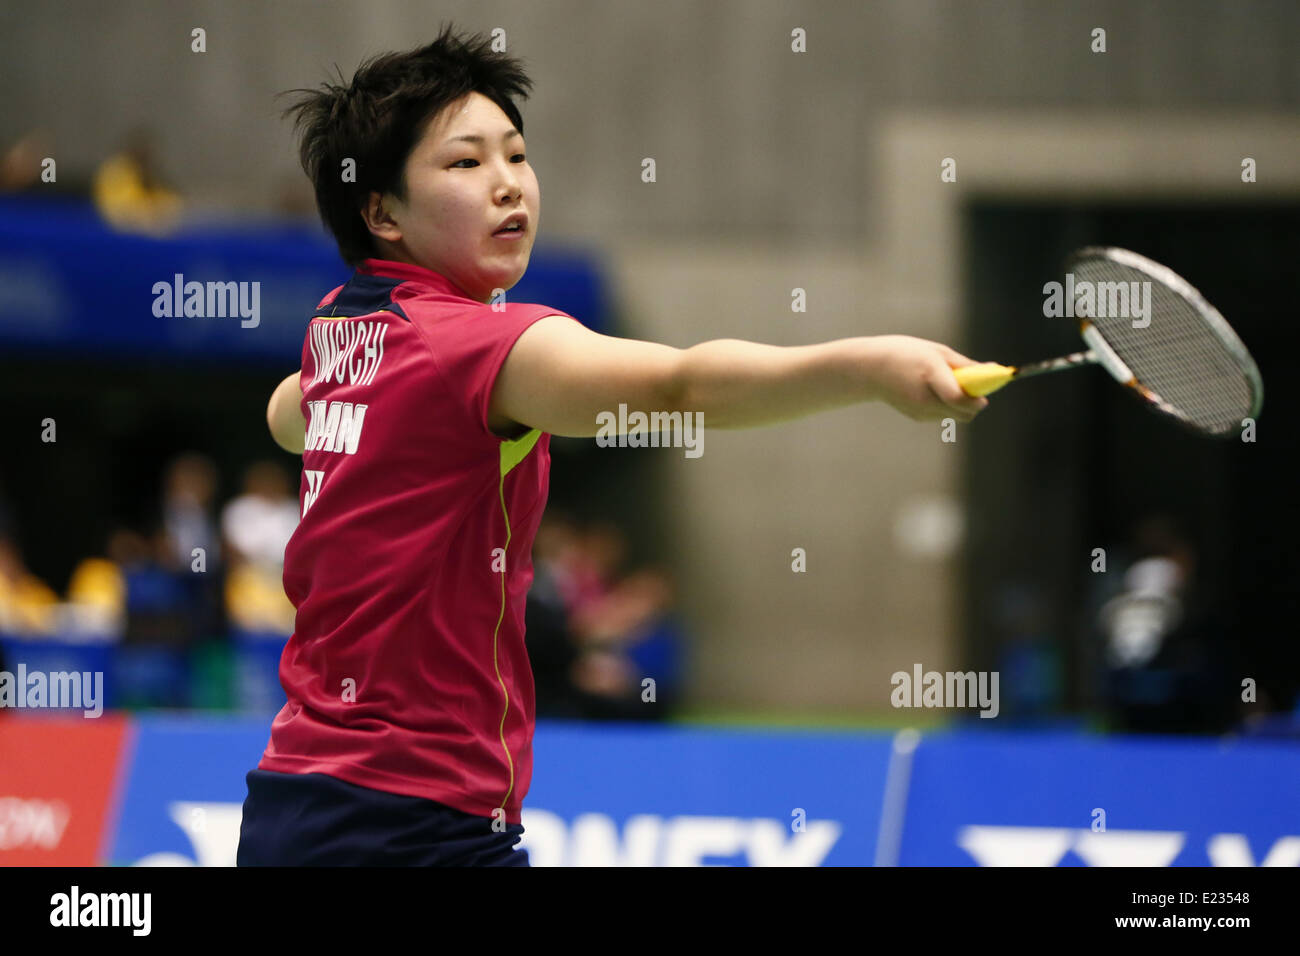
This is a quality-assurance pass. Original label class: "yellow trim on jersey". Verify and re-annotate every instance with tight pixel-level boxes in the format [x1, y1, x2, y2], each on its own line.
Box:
[492, 426, 543, 814]
[500, 427, 541, 477]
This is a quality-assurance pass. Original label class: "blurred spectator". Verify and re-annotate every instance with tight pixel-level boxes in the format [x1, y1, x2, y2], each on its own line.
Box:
[222, 461, 298, 569]
[162, 453, 226, 641]
[221, 461, 298, 635]
[111, 527, 190, 647]
[0, 128, 54, 193]
[224, 563, 297, 636]
[1096, 515, 1238, 735]
[570, 566, 683, 718]
[64, 552, 126, 638]
[528, 515, 685, 721]
[556, 520, 626, 617]
[92, 126, 182, 235]
[108, 525, 193, 709]
[526, 534, 584, 719]
[163, 454, 222, 569]
[0, 535, 59, 636]
[992, 582, 1062, 723]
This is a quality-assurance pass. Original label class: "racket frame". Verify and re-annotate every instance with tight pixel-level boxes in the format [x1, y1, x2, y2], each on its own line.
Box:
[1066, 246, 1265, 429]
[956, 246, 1264, 437]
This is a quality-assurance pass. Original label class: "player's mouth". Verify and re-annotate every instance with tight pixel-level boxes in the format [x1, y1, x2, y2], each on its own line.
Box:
[492, 212, 529, 240]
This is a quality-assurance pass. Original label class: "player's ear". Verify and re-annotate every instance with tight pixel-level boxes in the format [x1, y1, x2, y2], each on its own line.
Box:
[361, 191, 403, 243]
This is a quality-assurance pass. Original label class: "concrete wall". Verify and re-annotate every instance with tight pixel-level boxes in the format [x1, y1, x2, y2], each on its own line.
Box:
[4, 0, 1297, 234]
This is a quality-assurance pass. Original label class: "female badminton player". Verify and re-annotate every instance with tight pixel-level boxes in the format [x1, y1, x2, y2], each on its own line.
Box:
[236, 24, 988, 867]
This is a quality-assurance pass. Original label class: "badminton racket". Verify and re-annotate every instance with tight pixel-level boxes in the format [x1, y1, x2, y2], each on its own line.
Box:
[954, 246, 1263, 437]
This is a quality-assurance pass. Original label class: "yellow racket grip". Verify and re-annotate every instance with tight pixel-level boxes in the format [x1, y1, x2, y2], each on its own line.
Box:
[954, 362, 1017, 397]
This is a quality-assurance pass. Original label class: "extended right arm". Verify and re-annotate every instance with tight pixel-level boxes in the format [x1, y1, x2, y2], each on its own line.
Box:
[489, 316, 989, 439]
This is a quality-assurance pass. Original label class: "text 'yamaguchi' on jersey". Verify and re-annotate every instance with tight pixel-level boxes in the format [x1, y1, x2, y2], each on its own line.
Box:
[309, 320, 387, 387]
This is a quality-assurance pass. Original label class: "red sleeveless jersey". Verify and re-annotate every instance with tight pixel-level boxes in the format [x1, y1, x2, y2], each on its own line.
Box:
[257, 257, 573, 824]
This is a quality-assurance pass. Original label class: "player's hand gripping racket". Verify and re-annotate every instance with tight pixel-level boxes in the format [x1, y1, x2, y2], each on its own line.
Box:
[954, 247, 1263, 437]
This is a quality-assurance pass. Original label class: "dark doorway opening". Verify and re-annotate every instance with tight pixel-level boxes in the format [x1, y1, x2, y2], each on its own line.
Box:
[961, 200, 1299, 729]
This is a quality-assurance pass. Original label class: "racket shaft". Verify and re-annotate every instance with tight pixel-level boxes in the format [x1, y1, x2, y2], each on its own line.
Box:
[1014, 350, 1096, 380]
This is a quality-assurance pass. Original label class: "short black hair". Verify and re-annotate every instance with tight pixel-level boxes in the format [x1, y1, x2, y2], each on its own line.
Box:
[281, 24, 534, 267]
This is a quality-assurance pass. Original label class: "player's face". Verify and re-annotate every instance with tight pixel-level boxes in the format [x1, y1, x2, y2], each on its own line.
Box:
[383, 92, 539, 303]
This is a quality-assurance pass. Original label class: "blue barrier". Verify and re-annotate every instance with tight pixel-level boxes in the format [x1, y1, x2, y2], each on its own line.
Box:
[0, 195, 611, 363]
[897, 730, 1300, 866]
[524, 722, 891, 866]
[228, 630, 288, 715]
[109, 714, 271, 867]
[0, 636, 116, 712]
[100, 716, 1300, 866]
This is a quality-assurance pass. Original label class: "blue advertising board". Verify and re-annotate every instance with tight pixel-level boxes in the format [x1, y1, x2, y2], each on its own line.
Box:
[896, 731, 1300, 866]
[0, 195, 611, 364]
[102, 717, 1300, 866]
[106, 717, 892, 866]
[523, 722, 892, 866]
[107, 715, 269, 867]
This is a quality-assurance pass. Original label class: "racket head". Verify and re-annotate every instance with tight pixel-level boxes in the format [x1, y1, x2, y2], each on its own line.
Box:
[1064, 246, 1264, 438]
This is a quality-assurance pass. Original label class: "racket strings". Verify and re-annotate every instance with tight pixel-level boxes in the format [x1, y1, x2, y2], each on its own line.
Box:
[1070, 257, 1257, 435]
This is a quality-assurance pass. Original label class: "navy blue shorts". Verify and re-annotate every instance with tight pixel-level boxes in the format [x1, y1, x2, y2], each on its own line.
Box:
[236, 769, 530, 867]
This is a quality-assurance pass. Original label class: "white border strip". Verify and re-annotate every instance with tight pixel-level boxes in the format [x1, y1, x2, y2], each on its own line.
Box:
[874, 728, 921, 867]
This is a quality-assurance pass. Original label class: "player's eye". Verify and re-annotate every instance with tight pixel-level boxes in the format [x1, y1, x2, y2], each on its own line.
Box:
[450, 154, 524, 168]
